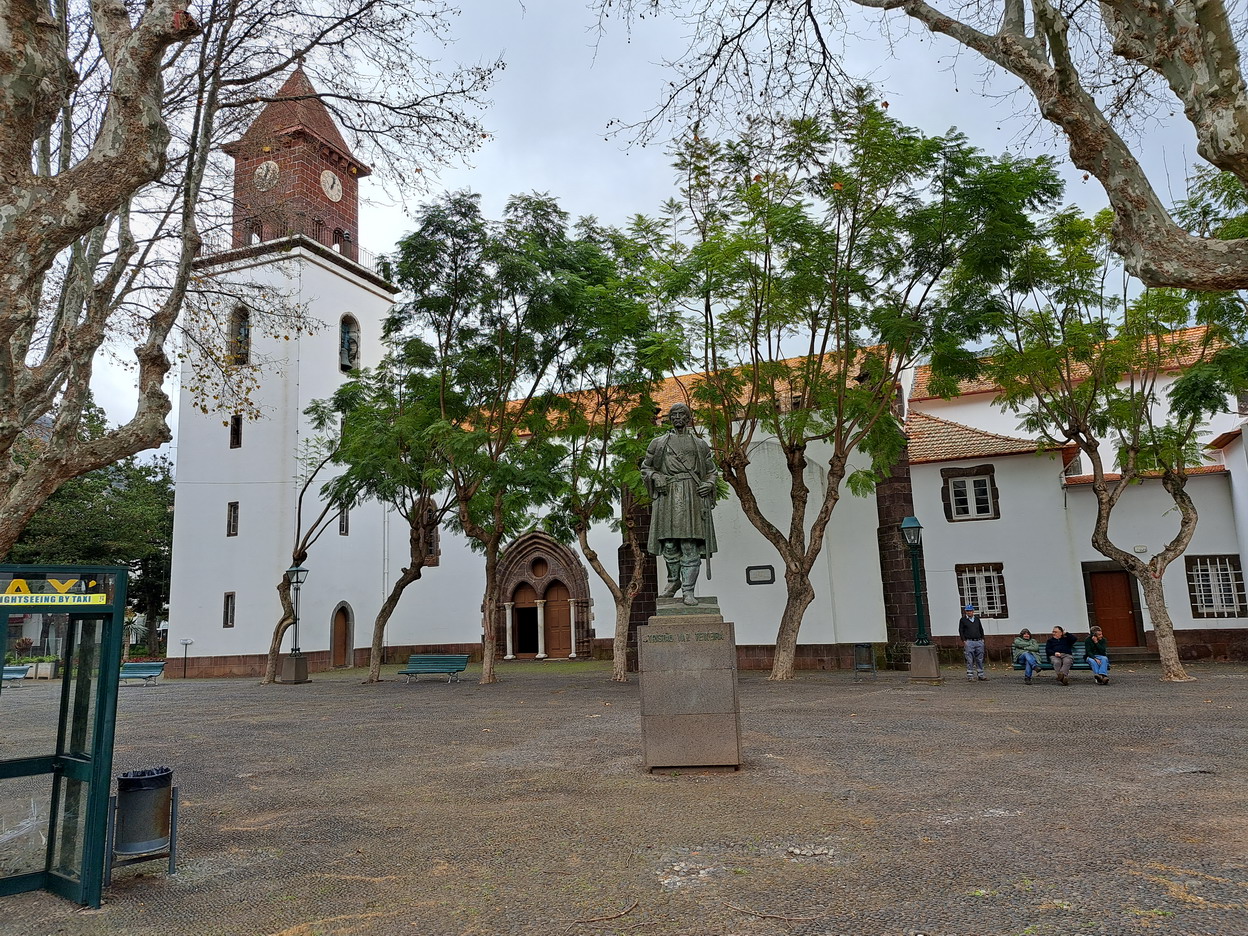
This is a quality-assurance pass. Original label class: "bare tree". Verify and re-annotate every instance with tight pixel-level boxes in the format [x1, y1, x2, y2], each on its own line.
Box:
[599, 0, 1248, 290]
[0, 0, 499, 554]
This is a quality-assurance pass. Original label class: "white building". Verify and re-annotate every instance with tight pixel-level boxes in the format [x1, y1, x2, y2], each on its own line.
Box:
[166, 73, 1248, 676]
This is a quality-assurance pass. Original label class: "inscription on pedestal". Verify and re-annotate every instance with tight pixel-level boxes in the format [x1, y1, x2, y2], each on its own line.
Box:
[638, 619, 742, 770]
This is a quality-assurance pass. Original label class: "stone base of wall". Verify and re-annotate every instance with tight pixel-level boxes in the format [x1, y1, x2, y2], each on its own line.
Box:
[165, 628, 1248, 677]
[1145, 628, 1248, 661]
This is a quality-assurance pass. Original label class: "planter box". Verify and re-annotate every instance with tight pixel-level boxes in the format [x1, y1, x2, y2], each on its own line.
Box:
[34, 661, 60, 679]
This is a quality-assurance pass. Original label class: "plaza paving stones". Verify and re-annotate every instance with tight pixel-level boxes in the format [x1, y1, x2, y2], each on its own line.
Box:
[1, 660, 1246, 935]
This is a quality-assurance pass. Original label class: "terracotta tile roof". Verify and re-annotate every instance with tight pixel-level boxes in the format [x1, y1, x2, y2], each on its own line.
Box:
[910, 326, 1219, 401]
[905, 411, 1068, 464]
[227, 67, 370, 174]
[1208, 428, 1243, 450]
[1063, 464, 1228, 485]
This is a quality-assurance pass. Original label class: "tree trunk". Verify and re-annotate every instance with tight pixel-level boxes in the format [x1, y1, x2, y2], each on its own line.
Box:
[575, 525, 633, 682]
[367, 567, 422, 683]
[261, 578, 295, 685]
[1136, 572, 1194, 682]
[769, 575, 816, 680]
[479, 542, 500, 684]
[611, 602, 633, 682]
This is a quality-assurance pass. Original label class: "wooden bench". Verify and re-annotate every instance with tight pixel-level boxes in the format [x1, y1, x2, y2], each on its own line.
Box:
[1012, 643, 1092, 672]
[2, 664, 31, 686]
[119, 661, 166, 686]
[397, 654, 470, 683]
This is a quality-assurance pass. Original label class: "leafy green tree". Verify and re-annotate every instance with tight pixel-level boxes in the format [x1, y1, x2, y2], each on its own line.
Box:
[986, 208, 1248, 682]
[655, 102, 1061, 678]
[391, 191, 631, 683]
[7, 452, 174, 654]
[543, 220, 688, 681]
[306, 347, 455, 683]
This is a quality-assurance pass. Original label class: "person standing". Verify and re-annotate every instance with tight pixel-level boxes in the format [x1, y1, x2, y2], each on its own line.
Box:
[1046, 626, 1077, 685]
[959, 604, 987, 682]
[1085, 625, 1111, 685]
[1012, 628, 1043, 685]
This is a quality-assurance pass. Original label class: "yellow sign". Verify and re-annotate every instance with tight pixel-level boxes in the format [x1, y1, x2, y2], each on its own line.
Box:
[0, 578, 106, 605]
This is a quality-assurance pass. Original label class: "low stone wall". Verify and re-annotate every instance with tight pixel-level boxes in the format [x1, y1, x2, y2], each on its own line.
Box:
[166, 628, 1248, 677]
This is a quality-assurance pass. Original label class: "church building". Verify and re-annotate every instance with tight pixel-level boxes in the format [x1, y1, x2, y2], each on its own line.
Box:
[166, 72, 1248, 677]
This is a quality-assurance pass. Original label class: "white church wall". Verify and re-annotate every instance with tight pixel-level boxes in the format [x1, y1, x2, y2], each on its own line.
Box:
[1064, 473, 1244, 633]
[911, 451, 1085, 641]
[1225, 434, 1248, 575]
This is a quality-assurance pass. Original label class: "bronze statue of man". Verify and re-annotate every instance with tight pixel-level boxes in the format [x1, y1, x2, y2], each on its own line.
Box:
[641, 403, 718, 606]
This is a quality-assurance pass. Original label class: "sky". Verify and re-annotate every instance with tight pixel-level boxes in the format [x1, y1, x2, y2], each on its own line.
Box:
[93, 0, 1204, 431]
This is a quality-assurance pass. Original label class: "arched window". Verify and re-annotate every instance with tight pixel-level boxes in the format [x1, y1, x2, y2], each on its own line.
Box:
[332, 229, 345, 253]
[339, 315, 360, 373]
[229, 307, 251, 365]
[245, 218, 262, 245]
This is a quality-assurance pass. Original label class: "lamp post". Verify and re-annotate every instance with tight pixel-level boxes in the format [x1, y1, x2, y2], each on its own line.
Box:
[179, 638, 193, 679]
[281, 563, 310, 684]
[900, 516, 942, 684]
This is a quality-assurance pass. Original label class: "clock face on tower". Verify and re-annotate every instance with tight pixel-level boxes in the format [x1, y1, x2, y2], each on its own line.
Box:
[320, 169, 343, 202]
[253, 160, 280, 192]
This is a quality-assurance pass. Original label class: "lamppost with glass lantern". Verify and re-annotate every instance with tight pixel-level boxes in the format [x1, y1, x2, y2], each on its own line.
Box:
[900, 516, 942, 684]
[281, 563, 310, 684]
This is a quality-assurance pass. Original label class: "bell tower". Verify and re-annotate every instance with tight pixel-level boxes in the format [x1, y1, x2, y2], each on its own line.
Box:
[223, 67, 370, 259]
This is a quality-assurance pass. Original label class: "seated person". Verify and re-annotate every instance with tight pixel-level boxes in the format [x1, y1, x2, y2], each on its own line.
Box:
[1084, 625, 1111, 685]
[1046, 626, 1077, 686]
[1012, 628, 1043, 684]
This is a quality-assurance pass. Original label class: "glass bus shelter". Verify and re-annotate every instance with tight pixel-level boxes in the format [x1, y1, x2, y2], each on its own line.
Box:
[0, 565, 126, 908]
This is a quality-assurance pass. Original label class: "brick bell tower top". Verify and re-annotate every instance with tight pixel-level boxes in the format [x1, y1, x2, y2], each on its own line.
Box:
[223, 67, 371, 254]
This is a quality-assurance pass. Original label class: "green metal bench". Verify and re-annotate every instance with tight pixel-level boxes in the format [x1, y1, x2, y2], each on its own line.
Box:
[1012, 642, 1092, 672]
[397, 654, 470, 683]
[119, 661, 166, 686]
[2, 663, 31, 685]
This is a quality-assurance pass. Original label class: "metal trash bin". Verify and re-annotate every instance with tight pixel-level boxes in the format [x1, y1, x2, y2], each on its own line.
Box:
[114, 767, 173, 855]
[853, 643, 877, 681]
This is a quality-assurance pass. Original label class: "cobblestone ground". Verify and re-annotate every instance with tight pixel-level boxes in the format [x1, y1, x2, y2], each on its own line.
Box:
[1, 660, 1246, 936]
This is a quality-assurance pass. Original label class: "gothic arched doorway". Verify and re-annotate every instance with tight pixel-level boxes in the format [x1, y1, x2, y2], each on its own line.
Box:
[494, 532, 592, 661]
[330, 603, 353, 668]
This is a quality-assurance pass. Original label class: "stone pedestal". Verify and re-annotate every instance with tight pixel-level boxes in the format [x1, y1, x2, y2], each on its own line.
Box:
[638, 596, 741, 771]
[280, 653, 309, 684]
[908, 643, 943, 685]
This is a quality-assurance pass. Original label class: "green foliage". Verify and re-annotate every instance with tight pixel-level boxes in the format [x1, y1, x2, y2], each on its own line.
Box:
[6, 453, 174, 617]
[986, 207, 1248, 476]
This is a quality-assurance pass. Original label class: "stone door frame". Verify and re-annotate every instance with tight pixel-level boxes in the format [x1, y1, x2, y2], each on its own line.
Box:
[494, 532, 593, 660]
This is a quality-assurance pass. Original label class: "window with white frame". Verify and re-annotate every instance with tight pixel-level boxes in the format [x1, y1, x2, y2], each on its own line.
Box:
[955, 563, 1009, 618]
[226, 501, 239, 537]
[1185, 555, 1247, 618]
[941, 465, 999, 521]
[338, 508, 349, 537]
[222, 592, 236, 628]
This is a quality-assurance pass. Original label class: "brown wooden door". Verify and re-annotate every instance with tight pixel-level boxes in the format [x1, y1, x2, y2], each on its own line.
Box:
[332, 608, 350, 667]
[1089, 571, 1138, 646]
[544, 581, 572, 659]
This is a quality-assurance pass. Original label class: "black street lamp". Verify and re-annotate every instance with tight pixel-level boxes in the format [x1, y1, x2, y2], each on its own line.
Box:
[899, 516, 929, 646]
[282, 563, 310, 684]
[900, 515, 942, 684]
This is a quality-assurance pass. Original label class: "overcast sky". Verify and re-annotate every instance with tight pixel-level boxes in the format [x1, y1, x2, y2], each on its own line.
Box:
[95, 1, 1203, 434]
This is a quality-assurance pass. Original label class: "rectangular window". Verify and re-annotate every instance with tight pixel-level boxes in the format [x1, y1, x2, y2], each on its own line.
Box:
[955, 563, 1008, 618]
[1186, 555, 1247, 617]
[229, 415, 242, 449]
[222, 592, 236, 628]
[941, 465, 999, 521]
[226, 501, 239, 537]
[338, 508, 349, 537]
